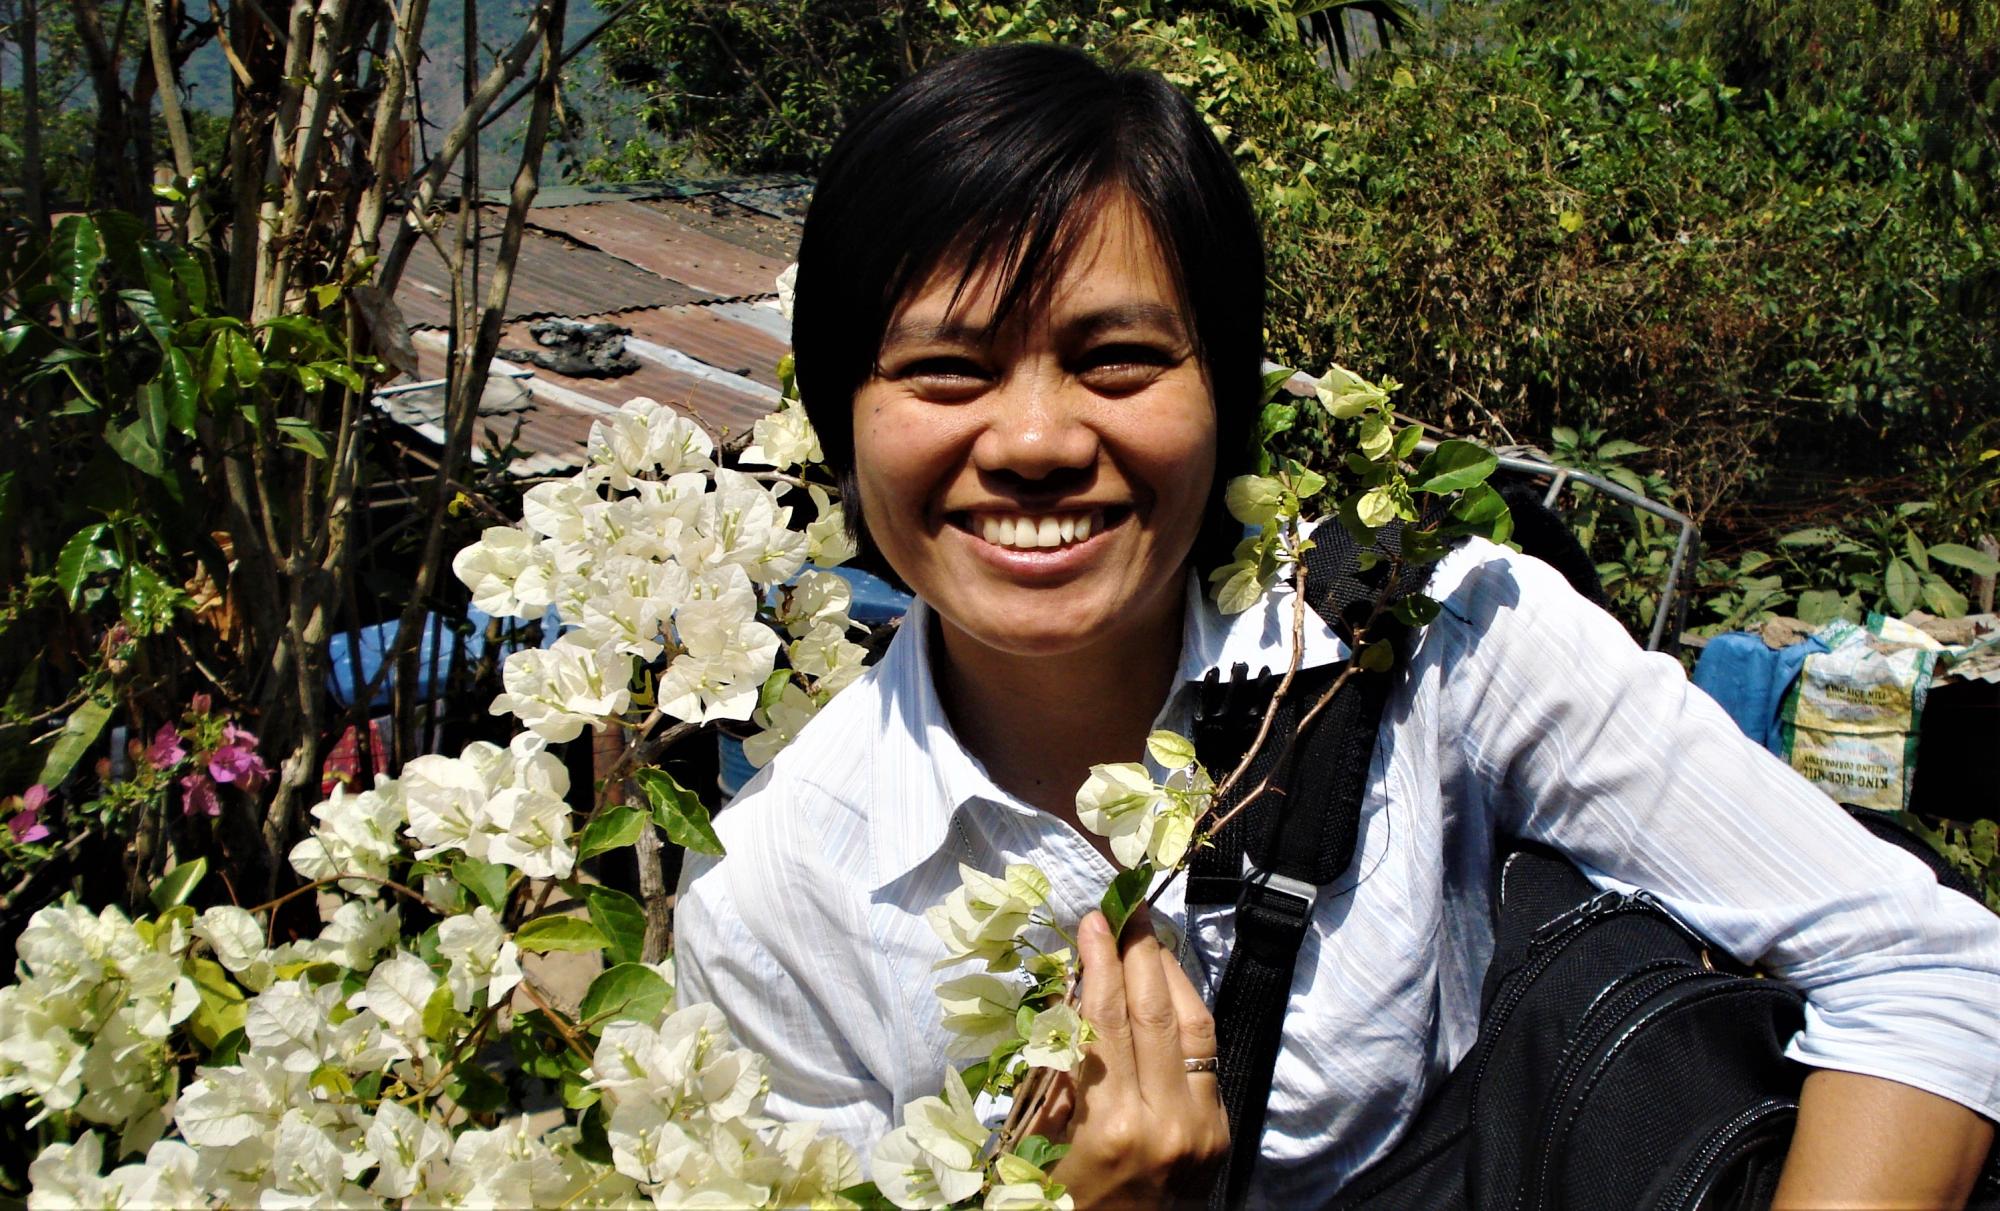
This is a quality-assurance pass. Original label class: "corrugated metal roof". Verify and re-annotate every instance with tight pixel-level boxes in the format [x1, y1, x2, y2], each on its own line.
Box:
[381, 178, 805, 473]
[593, 303, 791, 390]
[394, 221, 711, 329]
[523, 200, 792, 300]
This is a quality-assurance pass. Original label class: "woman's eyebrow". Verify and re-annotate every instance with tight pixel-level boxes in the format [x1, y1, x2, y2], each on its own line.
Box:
[878, 318, 988, 348]
[1065, 302, 1189, 341]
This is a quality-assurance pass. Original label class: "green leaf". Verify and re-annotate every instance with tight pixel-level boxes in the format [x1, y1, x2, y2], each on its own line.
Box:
[106, 418, 167, 478]
[1144, 730, 1198, 769]
[38, 695, 113, 789]
[1795, 589, 1848, 626]
[835, 1182, 902, 1211]
[514, 915, 609, 954]
[423, 982, 467, 1041]
[1357, 639, 1395, 672]
[1413, 440, 1497, 494]
[576, 805, 648, 862]
[445, 1063, 509, 1114]
[1595, 439, 1650, 460]
[583, 885, 648, 966]
[1390, 594, 1441, 626]
[635, 767, 725, 856]
[1928, 543, 2000, 576]
[1393, 424, 1425, 461]
[1779, 527, 1841, 547]
[1904, 527, 1930, 573]
[1014, 1135, 1071, 1171]
[56, 524, 121, 607]
[186, 957, 246, 1050]
[1885, 558, 1920, 616]
[1920, 575, 1969, 619]
[226, 329, 264, 385]
[452, 857, 510, 913]
[318, 361, 364, 393]
[1448, 482, 1510, 526]
[578, 963, 672, 1030]
[149, 857, 208, 912]
[160, 347, 199, 434]
[273, 417, 328, 459]
[1099, 862, 1156, 939]
[52, 215, 103, 311]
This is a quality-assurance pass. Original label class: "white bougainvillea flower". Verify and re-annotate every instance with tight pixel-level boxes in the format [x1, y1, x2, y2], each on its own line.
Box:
[1315, 363, 1389, 419]
[789, 619, 868, 689]
[175, 1052, 306, 1149]
[488, 636, 633, 743]
[774, 262, 798, 323]
[363, 1099, 452, 1200]
[1022, 1004, 1094, 1073]
[1074, 763, 1164, 866]
[779, 569, 853, 637]
[451, 525, 551, 619]
[743, 680, 821, 769]
[587, 397, 716, 489]
[437, 906, 523, 1012]
[570, 552, 690, 662]
[590, 1004, 768, 1127]
[288, 774, 407, 894]
[345, 952, 439, 1046]
[871, 1066, 988, 1209]
[194, 905, 266, 975]
[657, 571, 782, 724]
[925, 863, 1049, 972]
[520, 478, 596, 544]
[399, 752, 487, 860]
[806, 485, 858, 567]
[315, 898, 399, 973]
[934, 971, 1025, 1060]
[984, 1151, 1075, 1210]
[740, 397, 822, 472]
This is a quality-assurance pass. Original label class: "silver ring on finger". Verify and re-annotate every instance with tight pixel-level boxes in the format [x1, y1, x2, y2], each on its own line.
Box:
[1183, 1056, 1219, 1074]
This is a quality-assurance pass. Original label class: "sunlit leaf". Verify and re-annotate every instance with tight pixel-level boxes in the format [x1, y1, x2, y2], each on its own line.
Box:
[578, 963, 671, 1031]
[635, 767, 724, 856]
[514, 915, 609, 954]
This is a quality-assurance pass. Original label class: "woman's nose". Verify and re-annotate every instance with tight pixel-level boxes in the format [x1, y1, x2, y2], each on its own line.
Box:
[970, 373, 1099, 484]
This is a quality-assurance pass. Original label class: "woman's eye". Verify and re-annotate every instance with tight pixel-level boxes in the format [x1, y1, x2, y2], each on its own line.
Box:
[1077, 345, 1174, 393]
[888, 357, 991, 400]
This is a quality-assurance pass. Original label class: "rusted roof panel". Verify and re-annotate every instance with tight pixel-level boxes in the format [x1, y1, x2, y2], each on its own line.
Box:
[523, 200, 792, 300]
[494, 317, 781, 440]
[590, 304, 792, 390]
[652, 194, 804, 264]
[394, 222, 710, 329]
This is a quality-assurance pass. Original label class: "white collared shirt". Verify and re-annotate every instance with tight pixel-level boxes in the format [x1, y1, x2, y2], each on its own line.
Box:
[675, 538, 2000, 1206]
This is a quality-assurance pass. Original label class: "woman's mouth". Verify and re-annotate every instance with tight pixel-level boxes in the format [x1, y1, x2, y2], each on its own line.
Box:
[950, 507, 1128, 551]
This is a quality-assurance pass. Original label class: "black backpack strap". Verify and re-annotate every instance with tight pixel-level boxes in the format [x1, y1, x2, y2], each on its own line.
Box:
[1200, 523, 1436, 1209]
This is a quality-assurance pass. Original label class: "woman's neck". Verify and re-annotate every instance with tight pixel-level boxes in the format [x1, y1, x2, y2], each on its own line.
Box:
[931, 592, 1185, 825]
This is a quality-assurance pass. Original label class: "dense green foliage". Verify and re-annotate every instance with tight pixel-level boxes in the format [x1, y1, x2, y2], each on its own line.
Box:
[587, 0, 1999, 637]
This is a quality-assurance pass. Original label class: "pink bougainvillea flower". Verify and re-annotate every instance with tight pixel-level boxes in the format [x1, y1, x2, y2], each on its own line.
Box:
[148, 723, 188, 770]
[209, 725, 269, 790]
[8, 786, 51, 844]
[189, 692, 213, 717]
[180, 770, 222, 817]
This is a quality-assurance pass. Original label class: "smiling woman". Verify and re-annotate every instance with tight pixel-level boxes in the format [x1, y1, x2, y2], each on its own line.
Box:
[672, 40, 2000, 1211]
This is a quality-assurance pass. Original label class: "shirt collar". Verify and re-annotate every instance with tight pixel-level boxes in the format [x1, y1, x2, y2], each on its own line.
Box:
[867, 569, 1348, 892]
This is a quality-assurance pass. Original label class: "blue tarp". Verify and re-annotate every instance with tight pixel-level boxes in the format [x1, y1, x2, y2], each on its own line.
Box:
[1691, 630, 1830, 756]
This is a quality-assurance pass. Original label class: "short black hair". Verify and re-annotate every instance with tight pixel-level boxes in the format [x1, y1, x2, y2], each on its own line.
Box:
[792, 42, 1265, 575]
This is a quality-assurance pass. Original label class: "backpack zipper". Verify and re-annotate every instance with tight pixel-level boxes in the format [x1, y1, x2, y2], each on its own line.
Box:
[1654, 1097, 1797, 1211]
[1519, 966, 1721, 1211]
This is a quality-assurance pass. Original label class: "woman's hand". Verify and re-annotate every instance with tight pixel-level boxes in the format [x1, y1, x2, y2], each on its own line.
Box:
[1039, 909, 1230, 1208]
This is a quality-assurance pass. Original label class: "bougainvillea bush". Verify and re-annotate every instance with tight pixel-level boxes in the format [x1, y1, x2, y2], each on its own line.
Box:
[0, 355, 1503, 1206]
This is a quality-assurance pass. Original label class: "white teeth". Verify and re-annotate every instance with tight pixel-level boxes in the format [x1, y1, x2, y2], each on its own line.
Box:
[970, 511, 1103, 550]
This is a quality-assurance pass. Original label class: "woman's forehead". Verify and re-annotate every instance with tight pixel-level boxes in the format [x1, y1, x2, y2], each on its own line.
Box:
[885, 194, 1189, 340]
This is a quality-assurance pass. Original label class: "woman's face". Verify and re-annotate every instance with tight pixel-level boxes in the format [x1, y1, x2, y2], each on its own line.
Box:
[852, 192, 1216, 665]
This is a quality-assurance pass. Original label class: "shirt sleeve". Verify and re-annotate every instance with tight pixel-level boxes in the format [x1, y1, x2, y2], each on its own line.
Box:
[1428, 539, 2000, 1121]
[674, 844, 895, 1151]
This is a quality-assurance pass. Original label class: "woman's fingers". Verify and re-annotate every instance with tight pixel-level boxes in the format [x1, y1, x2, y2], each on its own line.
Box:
[1077, 911, 1136, 1084]
[1117, 913, 1194, 1106]
[1157, 946, 1219, 1087]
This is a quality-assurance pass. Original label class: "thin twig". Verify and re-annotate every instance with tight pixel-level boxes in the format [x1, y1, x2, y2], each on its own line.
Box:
[517, 974, 594, 1063]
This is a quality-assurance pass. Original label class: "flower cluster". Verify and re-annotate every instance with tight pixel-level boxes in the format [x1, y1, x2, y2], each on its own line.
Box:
[150, 693, 272, 818]
[450, 395, 865, 759]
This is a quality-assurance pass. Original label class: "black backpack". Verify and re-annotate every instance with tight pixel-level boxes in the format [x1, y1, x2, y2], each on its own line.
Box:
[1188, 509, 2000, 1211]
